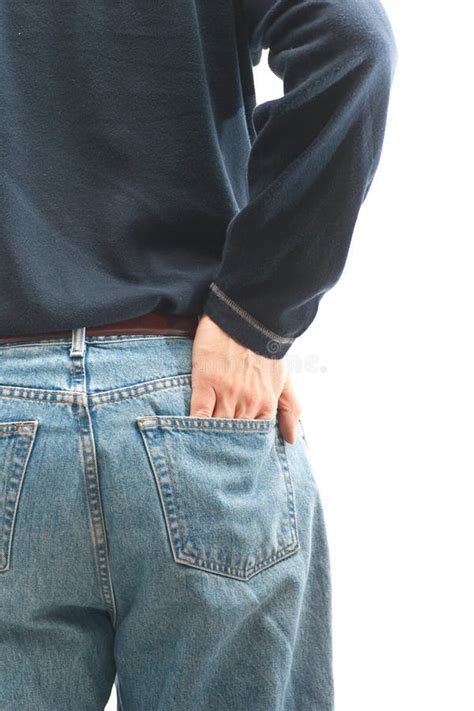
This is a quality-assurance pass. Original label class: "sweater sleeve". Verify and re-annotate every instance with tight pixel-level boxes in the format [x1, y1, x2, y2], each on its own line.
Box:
[203, 0, 397, 358]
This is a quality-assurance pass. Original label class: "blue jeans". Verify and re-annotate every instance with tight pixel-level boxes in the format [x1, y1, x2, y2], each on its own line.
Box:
[0, 329, 333, 710]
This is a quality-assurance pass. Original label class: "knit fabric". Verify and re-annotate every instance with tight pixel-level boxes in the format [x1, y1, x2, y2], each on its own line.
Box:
[0, 0, 397, 357]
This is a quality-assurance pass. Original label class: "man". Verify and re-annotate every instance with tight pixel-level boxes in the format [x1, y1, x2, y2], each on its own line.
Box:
[0, 1, 396, 709]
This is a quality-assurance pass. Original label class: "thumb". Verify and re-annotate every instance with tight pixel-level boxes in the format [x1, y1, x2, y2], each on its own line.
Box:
[277, 377, 301, 445]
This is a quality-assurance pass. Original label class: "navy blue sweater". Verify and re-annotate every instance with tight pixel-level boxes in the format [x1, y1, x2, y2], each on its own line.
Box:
[0, 0, 397, 357]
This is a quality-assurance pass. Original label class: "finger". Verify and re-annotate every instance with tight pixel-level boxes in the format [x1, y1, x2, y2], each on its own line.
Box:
[256, 407, 278, 421]
[190, 382, 216, 418]
[234, 393, 262, 420]
[212, 396, 237, 418]
[254, 394, 278, 421]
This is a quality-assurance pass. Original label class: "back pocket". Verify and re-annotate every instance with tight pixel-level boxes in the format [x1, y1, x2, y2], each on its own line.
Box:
[0, 420, 39, 572]
[136, 415, 299, 581]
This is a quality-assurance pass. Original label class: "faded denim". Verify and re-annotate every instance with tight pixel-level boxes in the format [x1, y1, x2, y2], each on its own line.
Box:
[0, 330, 333, 710]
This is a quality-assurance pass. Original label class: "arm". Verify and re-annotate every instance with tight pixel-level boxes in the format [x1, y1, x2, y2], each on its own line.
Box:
[192, 0, 397, 436]
[203, 0, 397, 358]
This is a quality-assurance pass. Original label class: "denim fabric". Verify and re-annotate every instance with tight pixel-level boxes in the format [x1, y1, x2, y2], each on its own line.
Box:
[0, 330, 333, 710]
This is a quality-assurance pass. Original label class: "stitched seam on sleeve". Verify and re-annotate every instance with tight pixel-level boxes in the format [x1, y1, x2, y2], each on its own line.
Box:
[209, 283, 295, 345]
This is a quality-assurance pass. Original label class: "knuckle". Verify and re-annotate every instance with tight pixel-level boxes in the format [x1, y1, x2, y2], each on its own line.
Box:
[211, 374, 236, 397]
[244, 394, 259, 410]
[208, 371, 224, 387]
[193, 408, 213, 418]
[191, 373, 212, 391]
[226, 384, 239, 400]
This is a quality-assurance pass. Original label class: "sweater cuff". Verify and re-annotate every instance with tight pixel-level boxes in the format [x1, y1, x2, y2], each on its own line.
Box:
[203, 283, 295, 359]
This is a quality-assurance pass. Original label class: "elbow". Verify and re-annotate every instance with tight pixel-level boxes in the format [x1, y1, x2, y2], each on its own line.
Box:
[349, 0, 398, 80]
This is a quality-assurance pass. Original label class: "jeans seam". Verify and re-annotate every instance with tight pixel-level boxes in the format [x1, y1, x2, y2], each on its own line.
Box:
[0, 422, 39, 572]
[0, 376, 193, 406]
[137, 415, 276, 432]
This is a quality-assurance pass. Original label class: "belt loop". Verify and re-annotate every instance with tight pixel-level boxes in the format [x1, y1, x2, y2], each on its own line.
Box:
[70, 327, 86, 358]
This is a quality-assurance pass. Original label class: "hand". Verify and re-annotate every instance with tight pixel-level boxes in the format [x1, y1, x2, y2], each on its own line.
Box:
[190, 315, 301, 444]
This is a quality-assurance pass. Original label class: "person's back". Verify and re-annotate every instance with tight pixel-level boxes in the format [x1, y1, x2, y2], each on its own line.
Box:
[0, 1, 397, 709]
[1, 2, 257, 335]
[1, 0, 397, 354]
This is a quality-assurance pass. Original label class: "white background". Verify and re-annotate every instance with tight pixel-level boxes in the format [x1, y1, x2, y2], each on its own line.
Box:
[290, 1, 474, 708]
[108, 2, 473, 708]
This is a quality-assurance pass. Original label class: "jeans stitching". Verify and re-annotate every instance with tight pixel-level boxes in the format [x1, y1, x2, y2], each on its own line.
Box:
[139, 422, 300, 581]
[0, 376, 193, 405]
[138, 429, 187, 569]
[0, 422, 39, 572]
[137, 415, 276, 432]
